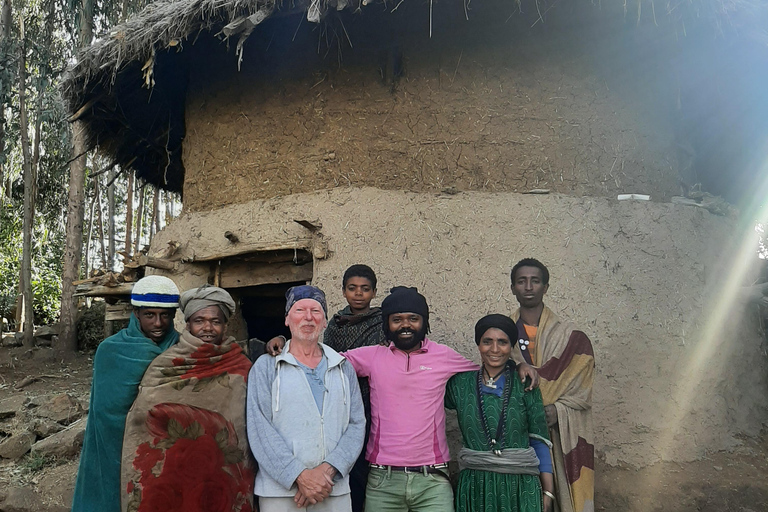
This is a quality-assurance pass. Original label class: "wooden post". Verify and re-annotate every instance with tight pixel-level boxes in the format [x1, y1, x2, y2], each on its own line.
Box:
[125, 170, 133, 254]
[107, 169, 115, 270]
[84, 187, 96, 278]
[134, 183, 145, 255]
[95, 177, 107, 269]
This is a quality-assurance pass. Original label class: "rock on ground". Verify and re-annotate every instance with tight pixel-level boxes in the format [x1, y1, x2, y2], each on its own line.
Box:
[34, 394, 84, 426]
[36, 462, 77, 510]
[0, 486, 69, 512]
[0, 396, 27, 419]
[0, 432, 36, 460]
[30, 418, 86, 458]
[0, 333, 22, 348]
[31, 419, 64, 439]
[0, 487, 37, 512]
[32, 325, 58, 340]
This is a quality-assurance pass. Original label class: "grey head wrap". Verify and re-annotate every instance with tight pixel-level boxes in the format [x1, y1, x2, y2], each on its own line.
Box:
[179, 285, 236, 321]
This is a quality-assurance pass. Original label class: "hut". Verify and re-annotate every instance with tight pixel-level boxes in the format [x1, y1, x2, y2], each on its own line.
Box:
[63, 0, 768, 503]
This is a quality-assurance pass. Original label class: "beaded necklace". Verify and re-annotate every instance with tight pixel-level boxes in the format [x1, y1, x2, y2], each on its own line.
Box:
[475, 364, 512, 456]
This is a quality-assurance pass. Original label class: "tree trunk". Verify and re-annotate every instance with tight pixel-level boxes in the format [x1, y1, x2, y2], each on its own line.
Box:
[59, 122, 87, 354]
[107, 170, 115, 270]
[0, 0, 11, 201]
[165, 191, 172, 225]
[149, 186, 160, 242]
[105, 172, 116, 338]
[134, 183, 145, 255]
[84, 187, 96, 278]
[95, 177, 107, 269]
[18, 21, 35, 348]
[59, 0, 95, 355]
[125, 170, 133, 254]
[155, 189, 162, 232]
[78, 0, 94, 48]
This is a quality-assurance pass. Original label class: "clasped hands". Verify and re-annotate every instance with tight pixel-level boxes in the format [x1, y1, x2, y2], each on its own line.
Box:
[294, 462, 337, 507]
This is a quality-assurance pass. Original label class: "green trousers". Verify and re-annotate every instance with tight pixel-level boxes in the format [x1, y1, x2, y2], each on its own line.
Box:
[364, 467, 454, 512]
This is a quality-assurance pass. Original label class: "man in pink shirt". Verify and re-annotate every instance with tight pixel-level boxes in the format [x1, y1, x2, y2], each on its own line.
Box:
[343, 286, 538, 512]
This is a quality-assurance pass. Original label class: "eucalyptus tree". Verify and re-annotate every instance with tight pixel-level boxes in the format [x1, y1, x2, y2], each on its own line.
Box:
[58, 0, 152, 354]
[1, 0, 70, 334]
[0, 0, 150, 347]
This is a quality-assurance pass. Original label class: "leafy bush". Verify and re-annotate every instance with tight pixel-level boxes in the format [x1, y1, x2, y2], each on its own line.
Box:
[77, 300, 106, 351]
[19, 452, 56, 474]
[0, 203, 22, 326]
[0, 200, 64, 328]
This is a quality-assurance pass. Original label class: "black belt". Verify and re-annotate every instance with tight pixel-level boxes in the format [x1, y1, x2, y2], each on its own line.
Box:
[370, 463, 449, 478]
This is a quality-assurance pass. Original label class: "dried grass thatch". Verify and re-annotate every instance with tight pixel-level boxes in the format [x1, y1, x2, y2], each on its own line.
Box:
[62, 0, 288, 192]
[60, 0, 767, 194]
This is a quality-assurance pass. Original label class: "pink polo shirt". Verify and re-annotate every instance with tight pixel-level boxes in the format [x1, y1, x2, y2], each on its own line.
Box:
[343, 338, 478, 466]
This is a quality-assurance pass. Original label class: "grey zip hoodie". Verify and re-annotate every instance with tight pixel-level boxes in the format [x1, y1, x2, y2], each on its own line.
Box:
[246, 340, 365, 497]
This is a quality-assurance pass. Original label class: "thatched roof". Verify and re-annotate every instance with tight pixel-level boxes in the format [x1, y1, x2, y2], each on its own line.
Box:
[61, 0, 767, 194]
[62, 0, 297, 192]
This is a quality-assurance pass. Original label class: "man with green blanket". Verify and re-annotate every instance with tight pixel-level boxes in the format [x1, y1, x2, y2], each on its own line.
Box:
[72, 275, 181, 512]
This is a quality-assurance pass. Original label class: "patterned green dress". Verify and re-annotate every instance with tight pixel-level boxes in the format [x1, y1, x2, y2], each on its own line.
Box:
[445, 370, 550, 512]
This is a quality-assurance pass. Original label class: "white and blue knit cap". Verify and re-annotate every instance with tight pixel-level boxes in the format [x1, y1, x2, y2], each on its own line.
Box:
[130, 275, 180, 309]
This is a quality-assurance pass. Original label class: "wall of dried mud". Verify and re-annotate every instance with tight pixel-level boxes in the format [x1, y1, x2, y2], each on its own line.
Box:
[149, 188, 768, 468]
[180, 8, 681, 213]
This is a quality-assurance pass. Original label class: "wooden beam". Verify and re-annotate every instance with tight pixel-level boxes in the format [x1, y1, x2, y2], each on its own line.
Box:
[188, 239, 314, 262]
[294, 219, 322, 231]
[137, 254, 176, 271]
[105, 303, 133, 321]
[219, 261, 313, 289]
[233, 250, 312, 265]
[75, 282, 133, 297]
[67, 94, 103, 123]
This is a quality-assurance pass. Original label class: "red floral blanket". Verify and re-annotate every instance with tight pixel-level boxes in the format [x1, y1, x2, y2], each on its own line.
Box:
[121, 330, 254, 512]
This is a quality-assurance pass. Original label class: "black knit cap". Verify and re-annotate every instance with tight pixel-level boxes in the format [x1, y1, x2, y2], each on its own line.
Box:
[381, 286, 431, 333]
[474, 314, 518, 345]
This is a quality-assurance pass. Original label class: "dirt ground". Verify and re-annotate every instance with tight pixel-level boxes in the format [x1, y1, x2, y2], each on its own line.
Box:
[1, 345, 766, 511]
[0, 347, 91, 510]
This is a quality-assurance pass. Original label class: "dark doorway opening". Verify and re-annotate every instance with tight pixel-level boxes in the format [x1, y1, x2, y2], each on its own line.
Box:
[219, 248, 314, 343]
[239, 282, 307, 342]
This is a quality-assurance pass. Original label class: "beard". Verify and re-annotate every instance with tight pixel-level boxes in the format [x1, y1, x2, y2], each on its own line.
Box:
[388, 326, 427, 351]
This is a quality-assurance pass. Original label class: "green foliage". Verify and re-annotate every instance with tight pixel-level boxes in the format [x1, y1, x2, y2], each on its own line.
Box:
[0, 200, 64, 326]
[19, 451, 57, 474]
[0, 0, 161, 331]
[30, 226, 64, 324]
[0, 203, 23, 325]
[76, 300, 113, 351]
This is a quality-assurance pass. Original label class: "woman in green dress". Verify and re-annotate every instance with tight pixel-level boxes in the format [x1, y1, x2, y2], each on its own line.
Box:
[446, 314, 555, 512]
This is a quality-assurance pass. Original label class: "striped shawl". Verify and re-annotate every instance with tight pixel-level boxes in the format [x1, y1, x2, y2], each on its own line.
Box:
[512, 306, 595, 512]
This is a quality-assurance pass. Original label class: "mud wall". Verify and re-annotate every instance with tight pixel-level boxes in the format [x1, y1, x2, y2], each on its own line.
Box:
[150, 188, 768, 468]
[181, 7, 681, 213]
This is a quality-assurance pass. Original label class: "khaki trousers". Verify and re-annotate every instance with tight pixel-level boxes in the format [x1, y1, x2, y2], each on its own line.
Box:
[364, 467, 454, 512]
[259, 494, 352, 512]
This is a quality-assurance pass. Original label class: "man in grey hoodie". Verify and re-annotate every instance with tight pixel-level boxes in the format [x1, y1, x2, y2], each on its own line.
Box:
[247, 285, 366, 512]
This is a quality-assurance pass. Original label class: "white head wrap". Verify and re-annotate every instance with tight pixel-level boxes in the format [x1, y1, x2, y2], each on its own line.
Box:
[130, 276, 180, 308]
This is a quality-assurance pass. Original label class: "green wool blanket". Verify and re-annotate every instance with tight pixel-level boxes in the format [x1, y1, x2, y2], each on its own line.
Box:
[71, 314, 178, 512]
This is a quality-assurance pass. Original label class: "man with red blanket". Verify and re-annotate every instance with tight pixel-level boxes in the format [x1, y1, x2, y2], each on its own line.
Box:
[510, 259, 595, 512]
[121, 285, 255, 512]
